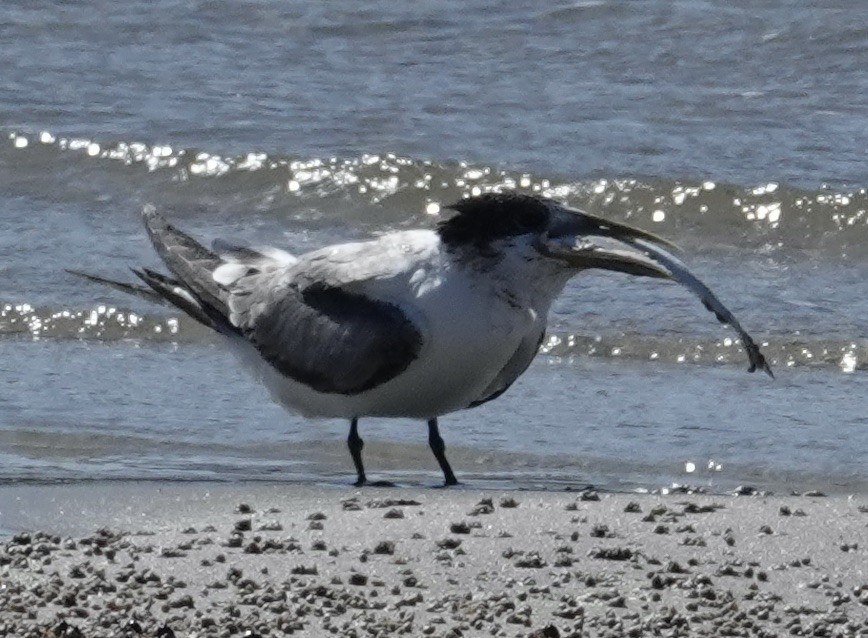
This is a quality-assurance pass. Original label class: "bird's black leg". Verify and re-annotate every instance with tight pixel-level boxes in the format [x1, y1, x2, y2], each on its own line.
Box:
[428, 418, 458, 486]
[348, 418, 366, 487]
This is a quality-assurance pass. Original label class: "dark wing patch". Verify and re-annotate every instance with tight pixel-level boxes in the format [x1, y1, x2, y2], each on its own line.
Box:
[240, 283, 423, 395]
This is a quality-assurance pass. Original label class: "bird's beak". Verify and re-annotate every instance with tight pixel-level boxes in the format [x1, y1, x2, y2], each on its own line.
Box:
[546, 205, 678, 250]
[537, 205, 678, 279]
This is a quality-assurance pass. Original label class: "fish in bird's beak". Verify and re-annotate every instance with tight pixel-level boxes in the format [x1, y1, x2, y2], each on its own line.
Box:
[537, 203, 774, 378]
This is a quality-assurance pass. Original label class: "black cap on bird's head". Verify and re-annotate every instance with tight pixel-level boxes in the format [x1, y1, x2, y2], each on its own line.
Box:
[438, 192, 552, 247]
[439, 192, 673, 252]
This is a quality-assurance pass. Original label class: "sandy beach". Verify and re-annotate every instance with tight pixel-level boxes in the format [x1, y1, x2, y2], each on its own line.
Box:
[0, 482, 865, 637]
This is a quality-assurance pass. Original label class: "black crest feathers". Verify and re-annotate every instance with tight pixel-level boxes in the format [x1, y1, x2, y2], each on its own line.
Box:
[438, 193, 551, 247]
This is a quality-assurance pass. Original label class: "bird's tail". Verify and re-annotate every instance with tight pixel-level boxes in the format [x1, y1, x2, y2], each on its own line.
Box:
[64, 268, 162, 304]
[138, 206, 239, 334]
[70, 206, 239, 335]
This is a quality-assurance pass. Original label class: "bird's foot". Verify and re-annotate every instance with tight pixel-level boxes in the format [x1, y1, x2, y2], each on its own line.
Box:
[353, 477, 397, 488]
[367, 479, 397, 487]
[434, 479, 461, 489]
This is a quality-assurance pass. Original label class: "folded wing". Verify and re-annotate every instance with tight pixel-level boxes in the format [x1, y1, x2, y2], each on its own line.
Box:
[228, 271, 424, 395]
[73, 207, 426, 396]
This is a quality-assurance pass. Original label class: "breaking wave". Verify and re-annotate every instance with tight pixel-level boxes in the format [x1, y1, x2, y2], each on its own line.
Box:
[4, 130, 867, 255]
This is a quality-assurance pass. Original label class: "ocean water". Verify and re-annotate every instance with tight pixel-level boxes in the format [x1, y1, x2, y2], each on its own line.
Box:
[1, 0, 866, 493]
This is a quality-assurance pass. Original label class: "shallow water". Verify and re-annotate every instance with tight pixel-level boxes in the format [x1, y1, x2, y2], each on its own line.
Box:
[1, 0, 866, 492]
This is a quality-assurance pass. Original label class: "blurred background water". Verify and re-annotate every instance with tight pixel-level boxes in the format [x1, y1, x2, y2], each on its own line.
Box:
[1, 0, 866, 493]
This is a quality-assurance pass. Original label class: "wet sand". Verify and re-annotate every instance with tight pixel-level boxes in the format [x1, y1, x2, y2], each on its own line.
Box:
[0, 482, 866, 637]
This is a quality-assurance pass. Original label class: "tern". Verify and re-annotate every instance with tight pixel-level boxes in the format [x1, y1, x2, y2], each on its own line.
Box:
[71, 192, 772, 486]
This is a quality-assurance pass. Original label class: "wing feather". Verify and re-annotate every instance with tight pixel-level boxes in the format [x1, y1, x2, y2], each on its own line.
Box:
[227, 239, 431, 395]
[229, 271, 423, 395]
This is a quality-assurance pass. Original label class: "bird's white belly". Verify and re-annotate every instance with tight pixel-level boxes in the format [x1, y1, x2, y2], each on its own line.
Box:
[227, 285, 536, 420]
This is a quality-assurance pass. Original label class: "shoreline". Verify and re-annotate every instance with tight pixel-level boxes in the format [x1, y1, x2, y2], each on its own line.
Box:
[0, 482, 865, 637]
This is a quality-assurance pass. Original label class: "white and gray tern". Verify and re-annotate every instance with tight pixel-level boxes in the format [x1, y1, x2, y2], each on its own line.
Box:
[71, 193, 772, 486]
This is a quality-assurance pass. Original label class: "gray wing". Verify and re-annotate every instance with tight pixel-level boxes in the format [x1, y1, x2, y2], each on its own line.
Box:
[74, 208, 427, 394]
[227, 248, 426, 395]
[286, 238, 433, 291]
[141, 208, 425, 395]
